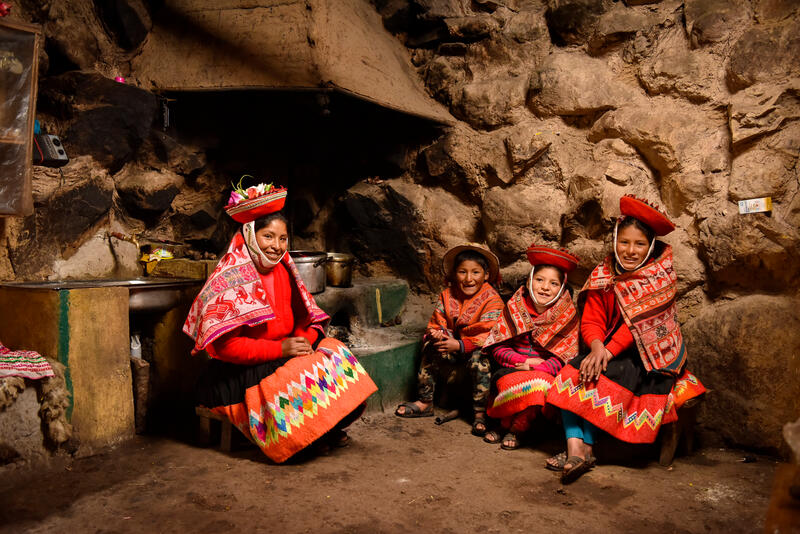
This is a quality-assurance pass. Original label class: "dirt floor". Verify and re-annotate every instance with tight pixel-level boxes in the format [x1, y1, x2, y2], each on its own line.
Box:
[0, 413, 778, 534]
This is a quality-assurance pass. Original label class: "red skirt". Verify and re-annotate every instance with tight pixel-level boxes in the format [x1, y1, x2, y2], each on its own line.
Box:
[547, 349, 705, 444]
[209, 338, 377, 462]
[487, 368, 556, 419]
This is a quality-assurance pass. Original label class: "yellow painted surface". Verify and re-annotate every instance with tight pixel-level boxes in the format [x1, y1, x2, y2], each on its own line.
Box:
[66, 288, 134, 450]
[0, 288, 60, 357]
[0, 286, 135, 450]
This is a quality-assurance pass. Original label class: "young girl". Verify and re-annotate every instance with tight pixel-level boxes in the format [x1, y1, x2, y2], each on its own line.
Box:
[482, 245, 580, 449]
[547, 195, 706, 483]
[395, 243, 504, 436]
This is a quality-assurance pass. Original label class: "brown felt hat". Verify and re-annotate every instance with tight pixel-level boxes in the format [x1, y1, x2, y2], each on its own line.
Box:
[442, 243, 500, 285]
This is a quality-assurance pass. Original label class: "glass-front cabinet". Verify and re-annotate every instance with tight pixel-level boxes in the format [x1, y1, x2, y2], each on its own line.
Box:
[0, 19, 40, 216]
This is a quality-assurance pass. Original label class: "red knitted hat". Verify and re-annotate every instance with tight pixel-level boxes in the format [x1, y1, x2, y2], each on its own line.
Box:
[526, 245, 579, 274]
[224, 186, 287, 224]
[619, 195, 674, 236]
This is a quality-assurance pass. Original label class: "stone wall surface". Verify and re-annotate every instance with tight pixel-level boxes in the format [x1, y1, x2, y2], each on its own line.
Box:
[2, 0, 799, 453]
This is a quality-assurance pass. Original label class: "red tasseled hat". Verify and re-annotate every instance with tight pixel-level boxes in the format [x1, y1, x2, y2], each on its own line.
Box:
[619, 194, 675, 236]
[526, 245, 579, 274]
[224, 187, 287, 224]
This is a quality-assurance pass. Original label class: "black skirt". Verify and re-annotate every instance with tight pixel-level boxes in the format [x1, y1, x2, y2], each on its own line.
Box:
[195, 356, 291, 409]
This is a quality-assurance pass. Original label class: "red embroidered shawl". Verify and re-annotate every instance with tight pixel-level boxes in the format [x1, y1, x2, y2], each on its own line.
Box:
[427, 284, 504, 349]
[583, 244, 686, 375]
[482, 287, 579, 364]
[183, 232, 330, 354]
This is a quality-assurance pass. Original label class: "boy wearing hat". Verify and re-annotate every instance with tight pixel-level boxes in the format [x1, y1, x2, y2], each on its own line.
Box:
[395, 244, 503, 437]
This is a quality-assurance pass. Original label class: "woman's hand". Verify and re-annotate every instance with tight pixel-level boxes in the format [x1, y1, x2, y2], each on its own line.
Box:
[580, 340, 613, 384]
[434, 336, 461, 353]
[281, 336, 313, 357]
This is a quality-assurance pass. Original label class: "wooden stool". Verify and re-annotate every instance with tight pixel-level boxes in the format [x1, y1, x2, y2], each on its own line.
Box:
[659, 395, 703, 466]
[195, 406, 233, 452]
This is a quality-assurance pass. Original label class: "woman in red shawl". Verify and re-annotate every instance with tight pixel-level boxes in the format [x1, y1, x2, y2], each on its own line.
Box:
[184, 183, 377, 463]
[546, 195, 705, 483]
[482, 246, 580, 450]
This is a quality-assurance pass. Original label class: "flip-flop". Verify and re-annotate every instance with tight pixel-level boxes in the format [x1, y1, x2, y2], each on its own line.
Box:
[561, 456, 594, 484]
[394, 401, 433, 418]
[500, 432, 520, 450]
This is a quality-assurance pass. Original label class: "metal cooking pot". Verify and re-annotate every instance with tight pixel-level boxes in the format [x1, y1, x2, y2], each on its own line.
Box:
[289, 250, 327, 294]
[326, 252, 355, 287]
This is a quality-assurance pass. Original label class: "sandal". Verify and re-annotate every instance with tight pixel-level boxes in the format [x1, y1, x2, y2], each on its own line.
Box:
[483, 430, 503, 444]
[326, 429, 350, 448]
[471, 412, 488, 436]
[545, 451, 568, 471]
[561, 456, 594, 484]
[500, 432, 520, 450]
[395, 401, 433, 418]
[546, 452, 596, 471]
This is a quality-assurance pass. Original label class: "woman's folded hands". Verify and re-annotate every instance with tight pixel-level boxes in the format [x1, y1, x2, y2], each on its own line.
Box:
[282, 336, 314, 357]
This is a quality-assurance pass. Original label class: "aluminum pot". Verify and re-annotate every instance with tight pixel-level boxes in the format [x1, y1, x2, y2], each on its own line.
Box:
[325, 252, 355, 287]
[289, 250, 327, 294]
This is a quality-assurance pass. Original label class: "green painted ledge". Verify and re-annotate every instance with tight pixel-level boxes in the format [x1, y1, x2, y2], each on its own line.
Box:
[354, 336, 422, 413]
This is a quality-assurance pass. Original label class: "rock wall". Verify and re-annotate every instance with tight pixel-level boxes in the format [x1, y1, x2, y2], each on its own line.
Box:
[363, 0, 800, 455]
[1, 0, 799, 454]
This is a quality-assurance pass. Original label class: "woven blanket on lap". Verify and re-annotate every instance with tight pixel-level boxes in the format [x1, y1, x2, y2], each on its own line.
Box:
[0, 341, 55, 380]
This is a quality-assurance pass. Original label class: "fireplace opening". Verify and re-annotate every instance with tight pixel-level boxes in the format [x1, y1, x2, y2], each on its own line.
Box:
[163, 89, 443, 258]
